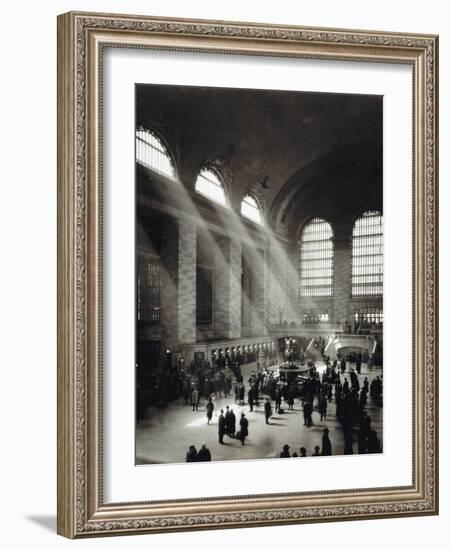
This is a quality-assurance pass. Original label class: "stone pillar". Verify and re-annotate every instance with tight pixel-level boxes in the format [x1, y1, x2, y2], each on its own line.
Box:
[229, 239, 242, 339]
[333, 238, 352, 325]
[241, 252, 252, 337]
[250, 249, 267, 336]
[160, 219, 196, 349]
[214, 236, 242, 339]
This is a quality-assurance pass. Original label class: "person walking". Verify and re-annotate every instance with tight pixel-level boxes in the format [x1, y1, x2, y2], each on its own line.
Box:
[239, 413, 249, 445]
[318, 394, 328, 421]
[191, 387, 200, 412]
[227, 407, 236, 438]
[275, 387, 282, 413]
[206, 397, 214, 425]
[248, 387, 254, 412]
[303, 399, 313, 427]
[264, 398, 272, 425]
[203, 377, 211, 398]
[218, 409, 226, 444]
[287, 386, 295, 411]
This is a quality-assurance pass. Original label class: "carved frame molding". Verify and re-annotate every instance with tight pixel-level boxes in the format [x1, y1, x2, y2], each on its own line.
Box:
[57, 11, 438, 538]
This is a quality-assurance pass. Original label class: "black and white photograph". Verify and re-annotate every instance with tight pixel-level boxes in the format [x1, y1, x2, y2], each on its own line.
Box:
[135, 84, 383, 465]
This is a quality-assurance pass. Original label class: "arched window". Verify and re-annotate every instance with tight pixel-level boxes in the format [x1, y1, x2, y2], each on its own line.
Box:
[352, 211, 383, 296]
[195, 168, 228, 206]
[299, 218, 334, 297]
[136, 128, 176, 180]
[241, 194, 263, 225]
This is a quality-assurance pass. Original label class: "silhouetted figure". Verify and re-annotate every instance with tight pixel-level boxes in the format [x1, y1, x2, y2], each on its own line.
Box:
[203, 378, 211, 398]
[225, 406, 236, 437]
[287, 386, 295, 410]
[318, 394, 328, 421]
[343, 378, 350, 396]
[322, 428, 332, 456]
[239, 413, 249, 445]
[343, 418, 354, 454]
[197, 443, 211, 462]
[280, 444, 291, 458]
[275, 388, 282, 413]
[312, 446, 321, 456]
[300, 447, 307, 457]
[248, 388, 254, 411]
[264, 398, 272, 425]
[367, 429, 382, 453]
[218, 410, 226, 444]
[191, 387, 200, 411]
[186, 445, 198, 462]
[206, 397, 214, 425]
[303, 400, 313, 427]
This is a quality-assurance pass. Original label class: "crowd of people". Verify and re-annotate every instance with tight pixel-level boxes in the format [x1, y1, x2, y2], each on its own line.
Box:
[181, 352, 382, 462]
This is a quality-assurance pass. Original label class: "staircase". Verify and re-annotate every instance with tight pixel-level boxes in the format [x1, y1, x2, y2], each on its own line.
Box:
[325, 334, 377, 360]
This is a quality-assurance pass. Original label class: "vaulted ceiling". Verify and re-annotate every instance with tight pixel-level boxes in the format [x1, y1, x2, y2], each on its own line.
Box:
[136, 84, 382, 240]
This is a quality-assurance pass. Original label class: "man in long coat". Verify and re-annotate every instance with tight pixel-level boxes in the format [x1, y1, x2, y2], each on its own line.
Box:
[239, 413, 249, 445]
[218, 409, 226, 444]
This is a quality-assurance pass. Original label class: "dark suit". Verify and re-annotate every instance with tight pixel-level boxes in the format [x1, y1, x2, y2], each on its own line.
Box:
[218, 415, 226, 443]
[239, 417, 249, 445]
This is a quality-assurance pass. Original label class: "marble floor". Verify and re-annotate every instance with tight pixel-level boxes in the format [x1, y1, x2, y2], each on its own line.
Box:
[136, 362, 383, 465]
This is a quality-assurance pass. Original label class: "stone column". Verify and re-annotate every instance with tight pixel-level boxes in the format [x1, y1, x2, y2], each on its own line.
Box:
[214, 236, 242, 339]
[160, 219, 197, 349]
[250, 249, 267, 336]
[241, 252, 252, 337]
[333, 238, 352, 325]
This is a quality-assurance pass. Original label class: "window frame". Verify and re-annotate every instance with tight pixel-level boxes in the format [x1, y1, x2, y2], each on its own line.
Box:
[351, 210, 383, 297]
[299, 217, 334, 298]
[135, 126, 178, 181]
[241, 193, 263, 225]
[194, 167, 229, 207]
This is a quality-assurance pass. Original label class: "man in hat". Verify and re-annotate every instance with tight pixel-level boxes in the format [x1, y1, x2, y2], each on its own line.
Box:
[218, 409, 226, 444]
[239, 412, 249, 445]
[280, 444, 291, 458]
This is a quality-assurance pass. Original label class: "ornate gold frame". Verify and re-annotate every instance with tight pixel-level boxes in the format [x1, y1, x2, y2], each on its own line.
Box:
[57, 11, 439, 538]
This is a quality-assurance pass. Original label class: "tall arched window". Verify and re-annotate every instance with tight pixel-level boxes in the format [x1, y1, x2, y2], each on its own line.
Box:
[195, 168, 228, 206]
[352, 211, 383, 296]
[299, 218, 334, 297]
[136, 128, 177, 180]
[241, 194, 263, 225]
